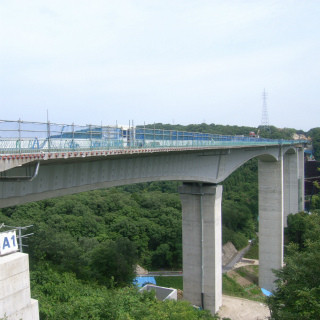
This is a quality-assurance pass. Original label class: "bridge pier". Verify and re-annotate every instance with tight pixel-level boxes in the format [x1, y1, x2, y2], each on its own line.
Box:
[298, 147, 305, 212]
[179, 183, 222, 314]
[283, 151, 299, 227]
[258, 157, 284, 292]
[259, 149, 303, 292]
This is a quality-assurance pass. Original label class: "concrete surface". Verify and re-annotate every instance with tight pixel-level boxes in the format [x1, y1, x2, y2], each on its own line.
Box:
[140, 284, 177, 301]
[218, 295, 270, 320]
[180, 183, 222, 314]
[258, 158, 284, 292]
[0, 252, 39, 320]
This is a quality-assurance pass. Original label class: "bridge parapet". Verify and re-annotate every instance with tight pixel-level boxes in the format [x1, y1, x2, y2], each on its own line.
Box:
[0, 119, 305, 154]
[0, 119, 307, 174]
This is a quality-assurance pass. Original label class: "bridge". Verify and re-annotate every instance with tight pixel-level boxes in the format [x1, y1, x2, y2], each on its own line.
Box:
[0, 119, 306, 314]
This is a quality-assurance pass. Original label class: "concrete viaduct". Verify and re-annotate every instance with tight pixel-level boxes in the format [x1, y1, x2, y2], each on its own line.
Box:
[0, 143, 305, 314]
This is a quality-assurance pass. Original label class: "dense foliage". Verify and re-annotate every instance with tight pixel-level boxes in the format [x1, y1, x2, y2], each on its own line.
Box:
[142, 122, 298, 140]
[31, 265, 215, 320]
[142, 122, 257, 136]
[258, 125, 297, 140]
[222, 159, 258, 248]
[0, 188, 182, 275]
[308, 169, 320, 211]
[308, 127, 320, 160]
[267, 211, 320, 319]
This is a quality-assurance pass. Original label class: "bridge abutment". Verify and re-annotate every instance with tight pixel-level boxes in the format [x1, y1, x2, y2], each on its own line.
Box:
[0, 253, 39, 320]
[179, 183, 222, 314]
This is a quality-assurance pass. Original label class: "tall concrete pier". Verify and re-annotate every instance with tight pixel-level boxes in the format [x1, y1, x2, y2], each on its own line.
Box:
[258, 157, 284, 291]
[259, 149, 304, 292]
[179, 183, 222, 314]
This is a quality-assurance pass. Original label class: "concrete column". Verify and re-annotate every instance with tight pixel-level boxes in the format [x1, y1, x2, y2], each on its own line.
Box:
[258, 157, 284, 292]
[298, 147, 305, 212]
[179, 183, 222, 314]
[283, 151, 299, 227]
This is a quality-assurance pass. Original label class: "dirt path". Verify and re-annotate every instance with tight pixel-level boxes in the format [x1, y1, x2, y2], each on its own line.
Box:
[218, 295, 270, 320]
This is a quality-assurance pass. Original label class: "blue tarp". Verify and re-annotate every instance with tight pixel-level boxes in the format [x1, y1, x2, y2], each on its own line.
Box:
[261, 288, 272, 296]
[133, 276, 156, 288]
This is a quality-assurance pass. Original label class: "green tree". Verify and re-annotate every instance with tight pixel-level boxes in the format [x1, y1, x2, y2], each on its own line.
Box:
[286, 211, 320, 247]
[268, 212, 320, 319]
[310, 173, 320, 210]
[267, 241, 320, 319]
[308, 127, 320, 160]
[90, 237, 138, 288]
[31, 265, 216, 320]
[286, 211, 309, 249]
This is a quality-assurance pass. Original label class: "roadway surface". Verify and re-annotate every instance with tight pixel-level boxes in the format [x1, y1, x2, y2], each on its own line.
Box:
[223, 244, 252, 273]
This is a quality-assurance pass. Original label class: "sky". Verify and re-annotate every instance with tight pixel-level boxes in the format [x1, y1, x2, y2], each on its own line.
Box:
[0, 1, 319, 131]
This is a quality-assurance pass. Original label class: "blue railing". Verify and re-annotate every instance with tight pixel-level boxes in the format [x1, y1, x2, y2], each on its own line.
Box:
[0, 119, 306, 154]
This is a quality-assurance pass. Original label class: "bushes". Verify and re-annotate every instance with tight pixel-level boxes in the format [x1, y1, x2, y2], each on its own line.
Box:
[31, 266, 216, 320]
[222, 226, 248, 250]
[267, 212, 320, 319]
[90, 238, 138, 287]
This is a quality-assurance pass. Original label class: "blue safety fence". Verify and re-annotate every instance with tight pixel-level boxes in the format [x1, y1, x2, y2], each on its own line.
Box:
[0, 119, 307, 154]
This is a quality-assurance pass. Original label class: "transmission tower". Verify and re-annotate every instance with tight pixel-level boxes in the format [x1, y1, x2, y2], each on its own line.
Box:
[260, 89, 270, 131]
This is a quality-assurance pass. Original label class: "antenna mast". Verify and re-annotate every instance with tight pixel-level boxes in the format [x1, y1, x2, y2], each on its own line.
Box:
[261, 89, 270, 131]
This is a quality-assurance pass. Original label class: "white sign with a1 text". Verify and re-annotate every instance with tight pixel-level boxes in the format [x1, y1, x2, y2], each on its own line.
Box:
[0, 230, 18, 256]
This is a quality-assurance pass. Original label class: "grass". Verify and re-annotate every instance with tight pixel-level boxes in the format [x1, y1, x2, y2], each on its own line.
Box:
[222, 273, 265, 302]
[223, 265, 265, 302]
[222, 274, 245, 296]
[244, 239, 259, 259]
[155, 276, 183, 290]
[235, 265, 259, 284]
